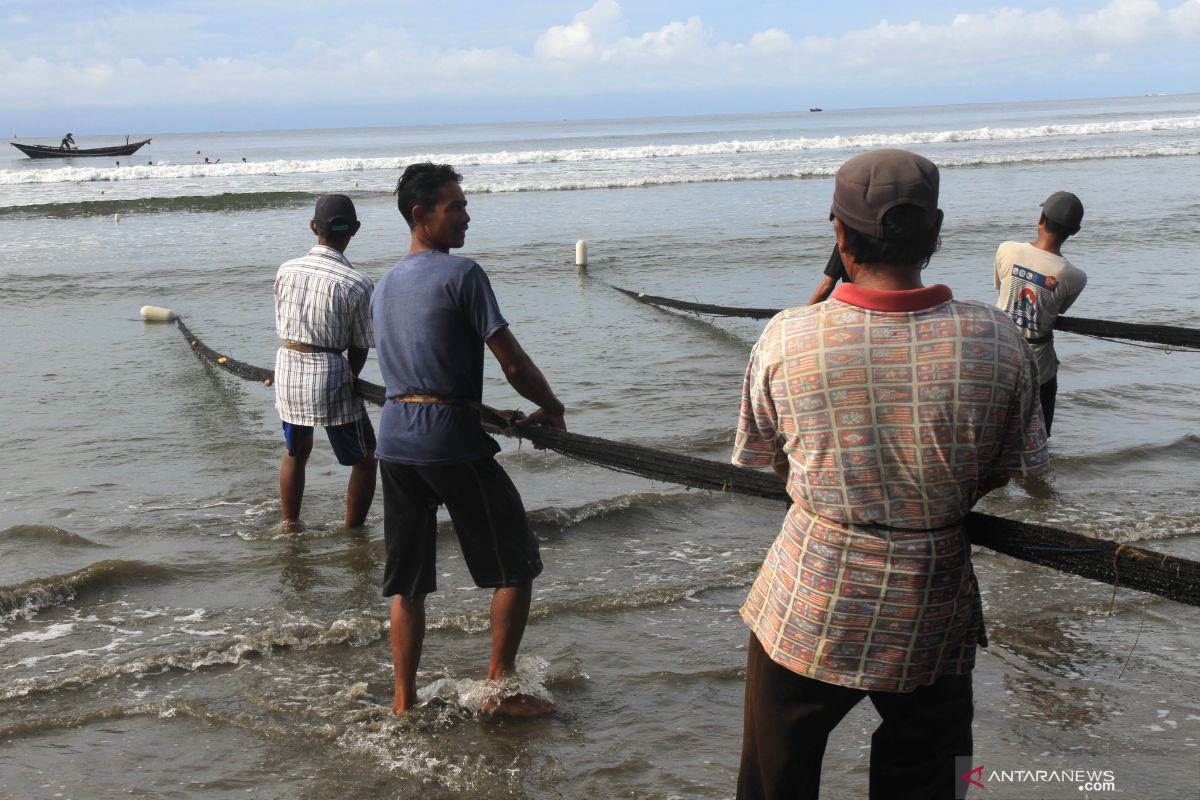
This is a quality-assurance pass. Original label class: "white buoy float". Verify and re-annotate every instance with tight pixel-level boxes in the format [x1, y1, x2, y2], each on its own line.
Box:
[575, 240, 588, 269]
[140, 305, 176, 322]
[113, 212, 121, 223]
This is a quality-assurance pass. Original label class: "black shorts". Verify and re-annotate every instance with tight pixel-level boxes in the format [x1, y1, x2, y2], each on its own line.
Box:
[379, 457, 543, 599]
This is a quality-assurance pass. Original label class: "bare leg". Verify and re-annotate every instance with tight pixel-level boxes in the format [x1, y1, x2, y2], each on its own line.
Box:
[391, 593, 425, 714]
[484, 582, 557, 716]
[280, 431, 313, 529]
[487, 583, 532, 679]
[345, 455, 377, 528]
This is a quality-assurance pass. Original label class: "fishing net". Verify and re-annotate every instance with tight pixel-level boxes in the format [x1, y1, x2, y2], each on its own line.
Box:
[171, 317, 1200, 607]
[610, 285, 1200, 350]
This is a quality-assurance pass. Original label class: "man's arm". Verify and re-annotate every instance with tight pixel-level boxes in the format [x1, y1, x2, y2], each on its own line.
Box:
[806, 274, 839, 305]
[808, 245, 845, 305]
[772, 460, 789, 482]
[486, 327, 565, 430]
[347, 346, 369, 377]
[1056, 271, 1087, 316]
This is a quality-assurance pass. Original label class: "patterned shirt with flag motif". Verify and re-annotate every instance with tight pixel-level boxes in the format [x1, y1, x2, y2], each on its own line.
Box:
[733, 282, 1049, 692]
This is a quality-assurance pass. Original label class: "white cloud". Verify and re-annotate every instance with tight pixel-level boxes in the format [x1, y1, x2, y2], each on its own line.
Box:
[1166, 0, 1200, 33]
[575, 0, 625, 42]
[535, 0, 624, 61]
[750, 28, 793, 55]
[1080, 0, 1162, 45]
[737, 1, 1199, 84]
[614, 17, 710, 63]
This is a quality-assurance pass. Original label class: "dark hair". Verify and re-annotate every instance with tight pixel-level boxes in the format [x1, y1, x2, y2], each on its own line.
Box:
[1043, 217, 1077, 238]
[838, 205, 941, 269]
[394, 162, 463, 228]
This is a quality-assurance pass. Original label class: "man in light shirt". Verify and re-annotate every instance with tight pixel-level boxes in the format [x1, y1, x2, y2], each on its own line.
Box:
[994, 191, 1087, 435]
[273, 194, 377, 530]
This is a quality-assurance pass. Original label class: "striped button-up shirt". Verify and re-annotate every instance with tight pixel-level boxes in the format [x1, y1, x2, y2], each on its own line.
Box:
[734, 282, 1049, 692]
[274, 245, 373, 427]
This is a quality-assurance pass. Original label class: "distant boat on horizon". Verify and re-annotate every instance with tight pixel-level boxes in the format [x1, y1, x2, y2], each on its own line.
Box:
[10, 138, 152, 159]
[809, 107, 823, 112]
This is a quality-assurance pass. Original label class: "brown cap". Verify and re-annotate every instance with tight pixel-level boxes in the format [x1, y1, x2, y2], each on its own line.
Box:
[830, 149, 940, 239]
[1040, 191, 1083, 234]
[313, 194, 358, 234]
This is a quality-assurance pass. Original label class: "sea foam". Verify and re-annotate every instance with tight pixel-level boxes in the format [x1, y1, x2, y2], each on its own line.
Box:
[3, 114, 1198, 189]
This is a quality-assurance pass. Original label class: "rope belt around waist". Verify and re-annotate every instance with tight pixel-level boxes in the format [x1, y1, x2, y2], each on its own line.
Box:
[388, 395, 524, 429]
[284, 340, 344, 355]
[1025, 331, 1054, 345]
[813, 511, 966, 534]
[389, 394, 482, 411]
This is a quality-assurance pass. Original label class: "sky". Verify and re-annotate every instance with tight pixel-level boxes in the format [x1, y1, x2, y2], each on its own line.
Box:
[2, 0, 1198, 135]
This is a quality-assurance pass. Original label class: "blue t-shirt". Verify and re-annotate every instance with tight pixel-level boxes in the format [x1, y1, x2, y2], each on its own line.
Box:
[372, 250, 508, 465]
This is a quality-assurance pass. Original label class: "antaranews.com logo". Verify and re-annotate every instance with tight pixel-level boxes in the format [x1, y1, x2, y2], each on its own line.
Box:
[956, 757, 1117, 798]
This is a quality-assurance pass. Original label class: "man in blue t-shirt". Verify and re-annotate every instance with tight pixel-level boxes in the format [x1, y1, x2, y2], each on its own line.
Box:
[373, 162, 567, 717]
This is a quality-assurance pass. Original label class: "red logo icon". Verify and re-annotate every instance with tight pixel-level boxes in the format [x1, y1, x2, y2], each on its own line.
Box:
[962, 765, 985, 789]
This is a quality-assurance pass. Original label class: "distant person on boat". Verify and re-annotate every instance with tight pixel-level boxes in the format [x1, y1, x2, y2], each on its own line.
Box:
[732, 149, 1049, 800]
[273, 194, 376, 531]
[59, 133, 75, 150]
[806, 245, 848, 304]
[994, 192, 1087, 435]
[373, 162, 566, 717]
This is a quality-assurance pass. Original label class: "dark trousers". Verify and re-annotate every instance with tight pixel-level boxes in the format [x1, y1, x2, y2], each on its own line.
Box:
[1040, 376, 1058, 436]
[737, 634, 974, 800]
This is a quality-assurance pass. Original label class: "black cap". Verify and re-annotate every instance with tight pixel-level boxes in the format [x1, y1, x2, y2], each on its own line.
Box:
[313, 194, 358, 234]
[1040, 191, 1083, 234]
[830, 149, 940, 239]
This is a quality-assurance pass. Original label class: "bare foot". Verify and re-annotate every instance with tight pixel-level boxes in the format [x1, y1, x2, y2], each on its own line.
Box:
[481, 692, 559, 717]
[281, 519, 302, 533]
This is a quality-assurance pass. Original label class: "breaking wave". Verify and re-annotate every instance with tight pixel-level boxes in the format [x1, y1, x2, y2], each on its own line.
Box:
[0, 524, 104, 547]
[0, 613, 384, 700]
[0, 560, 176, 625]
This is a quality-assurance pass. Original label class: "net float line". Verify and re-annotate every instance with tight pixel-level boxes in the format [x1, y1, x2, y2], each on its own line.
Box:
[609, 285, 1200, 350]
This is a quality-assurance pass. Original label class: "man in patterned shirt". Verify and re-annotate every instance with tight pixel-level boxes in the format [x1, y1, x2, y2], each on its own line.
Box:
[733, 149, 1049, 799]
[274, 194, 376, 530]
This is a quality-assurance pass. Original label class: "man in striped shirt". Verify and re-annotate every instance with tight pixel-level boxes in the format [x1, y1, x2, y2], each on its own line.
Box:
[274, 194, 376, 530]
[733, 150, 1049, 799]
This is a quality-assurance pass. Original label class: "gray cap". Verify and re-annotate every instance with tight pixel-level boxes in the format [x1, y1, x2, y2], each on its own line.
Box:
[1040, 191, 1083, 234]
[313, 194, 357, 234]
[830, 149, 940, 239]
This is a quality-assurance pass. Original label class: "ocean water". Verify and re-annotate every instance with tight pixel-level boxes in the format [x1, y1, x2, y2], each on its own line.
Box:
[2, 94, 1200, 799]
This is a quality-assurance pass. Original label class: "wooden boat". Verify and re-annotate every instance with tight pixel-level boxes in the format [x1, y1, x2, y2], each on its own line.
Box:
[10, 138, 151, 159]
